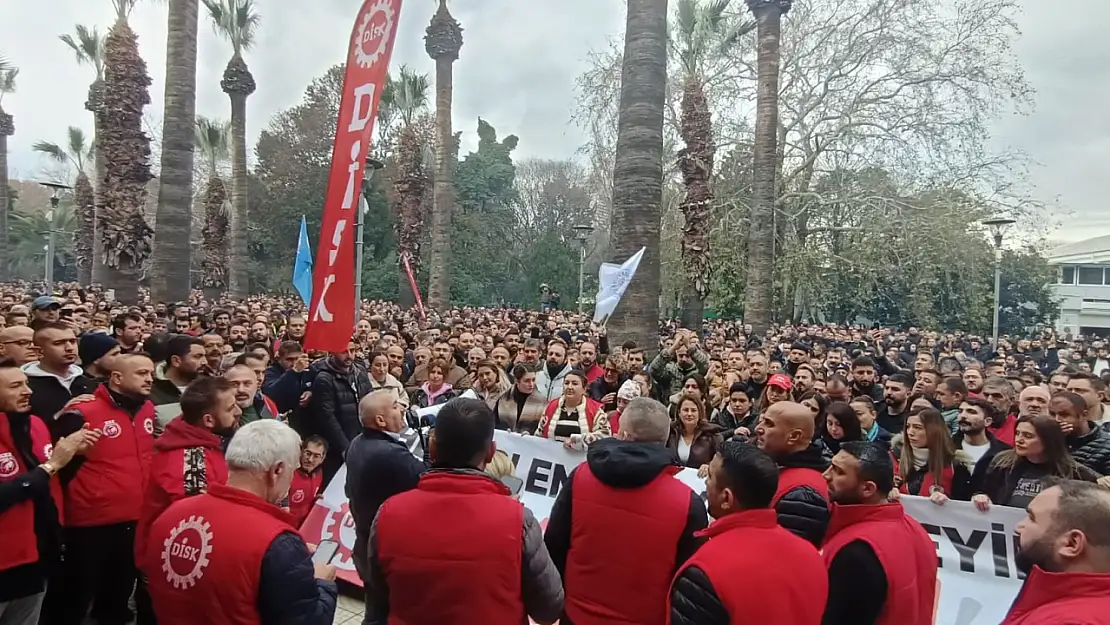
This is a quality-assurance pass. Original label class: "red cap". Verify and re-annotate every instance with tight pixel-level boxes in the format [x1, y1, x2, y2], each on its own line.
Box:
[768, 373, 793, 391]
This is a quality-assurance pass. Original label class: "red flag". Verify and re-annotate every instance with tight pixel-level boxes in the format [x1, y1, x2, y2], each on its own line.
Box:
[400, 252, 427, 321]
[305, 0, 402, 352]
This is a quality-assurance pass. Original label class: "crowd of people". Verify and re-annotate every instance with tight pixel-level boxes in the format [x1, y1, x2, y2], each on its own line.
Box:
[1, 280, 1110, 625]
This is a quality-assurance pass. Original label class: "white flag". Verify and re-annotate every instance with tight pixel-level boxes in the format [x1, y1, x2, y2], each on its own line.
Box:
[593, 247, 646, 324]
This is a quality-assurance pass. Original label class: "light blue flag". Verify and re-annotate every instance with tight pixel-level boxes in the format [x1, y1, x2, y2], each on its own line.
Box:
[292, 216, 313, 306]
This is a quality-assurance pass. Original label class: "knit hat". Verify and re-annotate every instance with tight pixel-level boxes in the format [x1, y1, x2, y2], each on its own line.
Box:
[79, 333, 119, 369]
[617, 379, 640, 401]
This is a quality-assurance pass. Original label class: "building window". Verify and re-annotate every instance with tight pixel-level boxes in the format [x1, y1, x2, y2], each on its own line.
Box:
[1062, 266, 1076, 284]
[1078, 266, 1105, 285]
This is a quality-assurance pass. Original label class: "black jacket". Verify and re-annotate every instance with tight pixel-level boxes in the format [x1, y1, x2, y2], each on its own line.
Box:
[587, 376, 624, 412]
[308, 358, 371, 457]
[258, 531, 338, 624]
[952, 430, 1010, 492]
[774, 442, 831, 547]
[0, 412, 63, 602]
[263, 362, 308, 415]
[544, 437, 708, 623]
[822, 540, 888, 625]
[711, 408, 756, 439]
[1069, 422, 1110, 477]
[344, 428, 427, 538]
[24, 367, 95, 423]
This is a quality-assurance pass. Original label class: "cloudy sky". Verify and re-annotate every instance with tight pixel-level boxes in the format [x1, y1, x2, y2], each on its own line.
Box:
[1, 0, 1105, 243]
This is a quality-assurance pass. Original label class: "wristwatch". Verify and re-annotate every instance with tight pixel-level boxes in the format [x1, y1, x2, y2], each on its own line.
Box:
[39, 462, 58, 477]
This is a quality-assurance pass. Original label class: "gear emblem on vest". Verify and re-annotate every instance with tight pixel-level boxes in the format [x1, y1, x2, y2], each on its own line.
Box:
[162, 515, 214, 589]
[103, 419, 121, 439]
[42, 444, 53, 461]
[144, 418, 154, 435]
[291, 489, 305, 504]
[0, 452, 17, 478]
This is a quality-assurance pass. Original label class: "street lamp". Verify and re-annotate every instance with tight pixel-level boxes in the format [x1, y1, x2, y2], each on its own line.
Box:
[355, 157, 385, 321]
[39, 181, 72, 289]
[983, 216, 1016, 352]
[573, 224, 594, 313]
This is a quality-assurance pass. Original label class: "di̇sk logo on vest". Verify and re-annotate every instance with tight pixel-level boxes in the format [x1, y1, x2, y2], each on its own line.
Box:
[144, 418, 154, 435]
[0, 452, 18, 478]
[162, 515, 214, 589]
[103, 420, 122, 439]
[291, 489, 305, 504]
[42, 444, 53, 459]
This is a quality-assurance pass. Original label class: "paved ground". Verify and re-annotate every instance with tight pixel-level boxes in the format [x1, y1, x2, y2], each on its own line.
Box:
[334, 587, 365, 624]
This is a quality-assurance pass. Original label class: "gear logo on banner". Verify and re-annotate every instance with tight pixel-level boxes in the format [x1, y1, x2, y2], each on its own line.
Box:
[162, 515, 214, 589]
[317, 502, 358, 573]
[354, 0, 395, 69]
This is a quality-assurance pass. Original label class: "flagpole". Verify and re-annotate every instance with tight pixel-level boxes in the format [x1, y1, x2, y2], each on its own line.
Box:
[356, 157, 385, 322]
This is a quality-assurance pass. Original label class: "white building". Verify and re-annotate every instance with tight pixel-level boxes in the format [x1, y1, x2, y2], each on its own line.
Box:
[1048, 235, 1110, 336]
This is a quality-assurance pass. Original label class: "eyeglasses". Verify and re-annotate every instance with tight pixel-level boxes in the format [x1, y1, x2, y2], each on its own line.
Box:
[1, 340, 33, 347]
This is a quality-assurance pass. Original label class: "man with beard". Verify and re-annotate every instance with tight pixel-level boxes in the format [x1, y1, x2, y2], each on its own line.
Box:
[954, 397, 1010, 482]
[754, 401, 830, 546]
[911, 369, 939, 400]
[743, 349, 769, 403]
[535, 340, 573, 405]
[210, 309, 231, 337]
[200, 333, 225, 372]
[1049, 392, 1110, 482]
[43, 353, 157, 625]
[228, 324, 249, 352]
[0, 326, 36, 366]
[309, 339, 371, 484]
[24, 324, 94, 422]
[226, 364, 277, 426]
[249, 321, 271, 346]
[850, 357, 884, 403]
[1067, 372, 1110, 425]
[876, 373, 911, 434]
[821, 441, 938, 625]
[406, 340, 467, 391]
[111, 313, 144, 354]
[264, 341, 311, 416]
[982, 376, 1018, 446]
[75, 334, 121, 390]
[150, 335, 207, 429]
[785, 342, 810, 377]
[649, 330, 709, 400]
[792, 364, 817, 397]
[283, 315, 306, 343]
[669, 441, 827, 625]
[1003, 480, 1110, 623]
[963, 366, 985, 396]
[578, 341, 605, 383]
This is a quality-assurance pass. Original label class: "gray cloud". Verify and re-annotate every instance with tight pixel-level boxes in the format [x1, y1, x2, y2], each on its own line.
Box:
[1, 1, 1101, 242]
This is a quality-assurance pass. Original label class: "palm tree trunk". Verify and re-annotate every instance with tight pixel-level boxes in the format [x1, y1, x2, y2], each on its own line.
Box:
[743, 1, 788, 335]
[90, 79, 109, 286]
[679, 76, 713, 333]
[227, 91, 249, 297]
[201, 173, 229, 301]
[426, 57, 456, 310]
[152, 0, 199, 302]
[74, 171, 96, 285]
[607, 0, 668, 353]
[0, 126, 10, 282]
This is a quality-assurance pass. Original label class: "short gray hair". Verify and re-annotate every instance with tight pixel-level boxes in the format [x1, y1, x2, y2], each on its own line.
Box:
[225, 420, 301, 473]
[618, 397, 671, 444]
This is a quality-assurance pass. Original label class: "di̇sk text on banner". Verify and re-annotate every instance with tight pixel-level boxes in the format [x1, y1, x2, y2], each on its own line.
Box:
[300, 432, 1025, 625]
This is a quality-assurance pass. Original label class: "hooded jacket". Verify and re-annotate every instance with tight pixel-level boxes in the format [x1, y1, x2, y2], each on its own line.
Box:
[952, 430, 1010, 492]
[22, 362, 91, 422]
[772, 441, 831, 547]
[1067, 421, 1110, 477]
[135, 416, 228, 570]
[535, 362, 573, 404]
[544, 438, 708, 625]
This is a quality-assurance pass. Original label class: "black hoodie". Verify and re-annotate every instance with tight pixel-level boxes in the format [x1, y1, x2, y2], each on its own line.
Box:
[543, 438, 709, 589]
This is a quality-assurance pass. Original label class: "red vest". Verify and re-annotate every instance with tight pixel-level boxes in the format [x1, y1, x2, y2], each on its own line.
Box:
[376, 471, 524, 625]
[822, 503, 937, 625]
[670, 510, 827, 625]
[1001, 566, 1110, 625]
[539, 397, 604, 438]
[773, 466, 829, 505]
[566, 464, 691, 625]
[143, 483, 296, 625]
[897, 463, 954, 496]
[65, 385, 155, 526]
[287, 468, 322, 528]
[0, 413, 63, 571]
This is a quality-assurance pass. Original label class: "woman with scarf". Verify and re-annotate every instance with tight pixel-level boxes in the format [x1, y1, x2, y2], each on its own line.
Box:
[667, 395, 723, 477]
[411, 358, 458, 409]
[493, 363, 547, 433]
[893, 407, 973, 504]
[536, 369, 610, 448]
[368, 352, 408, 408]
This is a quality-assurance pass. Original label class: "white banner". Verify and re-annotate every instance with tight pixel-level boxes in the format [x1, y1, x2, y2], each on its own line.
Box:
[593, 247, 645, 324]
[301, 432, 1025, 624]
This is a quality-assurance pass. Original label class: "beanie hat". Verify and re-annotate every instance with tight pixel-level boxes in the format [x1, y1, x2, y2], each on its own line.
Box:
[79, 333, 119, 369]
[617, 379, 641, 401]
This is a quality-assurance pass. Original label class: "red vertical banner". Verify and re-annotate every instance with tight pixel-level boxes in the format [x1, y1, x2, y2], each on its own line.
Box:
[304, 0, 403, 352]
[400, 252, 427, 321]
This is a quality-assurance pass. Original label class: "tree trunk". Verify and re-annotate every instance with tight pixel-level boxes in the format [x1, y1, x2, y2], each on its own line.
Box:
[743, 1, 787, 335]
[151, 0, 199, 302]
[90, 80, 108, 286]
[426, 57, 456, 310]
[227, 91, 249, 297]
[607, 0, 668, 354]
[0, 126, 10, 282]
[74, 171, 96, 285]
[678, 76, 713, 334]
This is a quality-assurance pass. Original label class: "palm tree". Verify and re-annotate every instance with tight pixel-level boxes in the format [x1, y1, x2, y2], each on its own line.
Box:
[204, 0, 259, 298]
[151, 0, 200, 302]
[0, 66, 16, 281]
[195, 116, 230, 301]
[424, 0, 463, 310]
[674, 0, 752, 331]
[742, 0, 790, 334]
[98, 0, 155, 304]
[387, 66, 432, 308]
[8, 204, 78, 282]
[32, 127, 96, 285]
[59, 24, 108, 284]
[607, 0, 669, 353]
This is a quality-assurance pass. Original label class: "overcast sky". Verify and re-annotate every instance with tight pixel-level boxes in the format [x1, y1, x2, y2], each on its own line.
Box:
[1, 0, 1104, 243]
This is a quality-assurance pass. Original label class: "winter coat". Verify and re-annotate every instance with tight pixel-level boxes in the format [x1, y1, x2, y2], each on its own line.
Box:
[22, 363, 92, 422]
[535, 363, 573, 404]
[344, 428, 427, 539]
[307, 358, 371, 460]
[647, 348, 709, 400]
[711, 407, 756, 439]
[666, 422, 724, 469]
[1000, 566, 1110, 625]
[953, 430, 1010, 491]
[772, 442, 831, 547]
[263, 362, 309, 414]
[1068, 421, 1110, 477]
[587, 375, 625, 412]
[367, 373, 409, 408]
[893, 447, 975, 501]
[149, 363, 188, 436]
[405, 363, 468, 392]
[411, 383, 457, 410]
[973, 457, 1099, 508]
[492, 387, 548, 434]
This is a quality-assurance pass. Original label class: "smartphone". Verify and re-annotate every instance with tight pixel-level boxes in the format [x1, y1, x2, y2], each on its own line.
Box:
[500, 475, 524, 496]
[312, 540, 340, 566]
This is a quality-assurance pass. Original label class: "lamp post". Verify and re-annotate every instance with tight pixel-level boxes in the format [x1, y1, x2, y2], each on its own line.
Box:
[40, 181, 71, 289]
[573, 224, 594, 313]
[356, 157, 385, 322]
[983, 217, 1016, 352]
